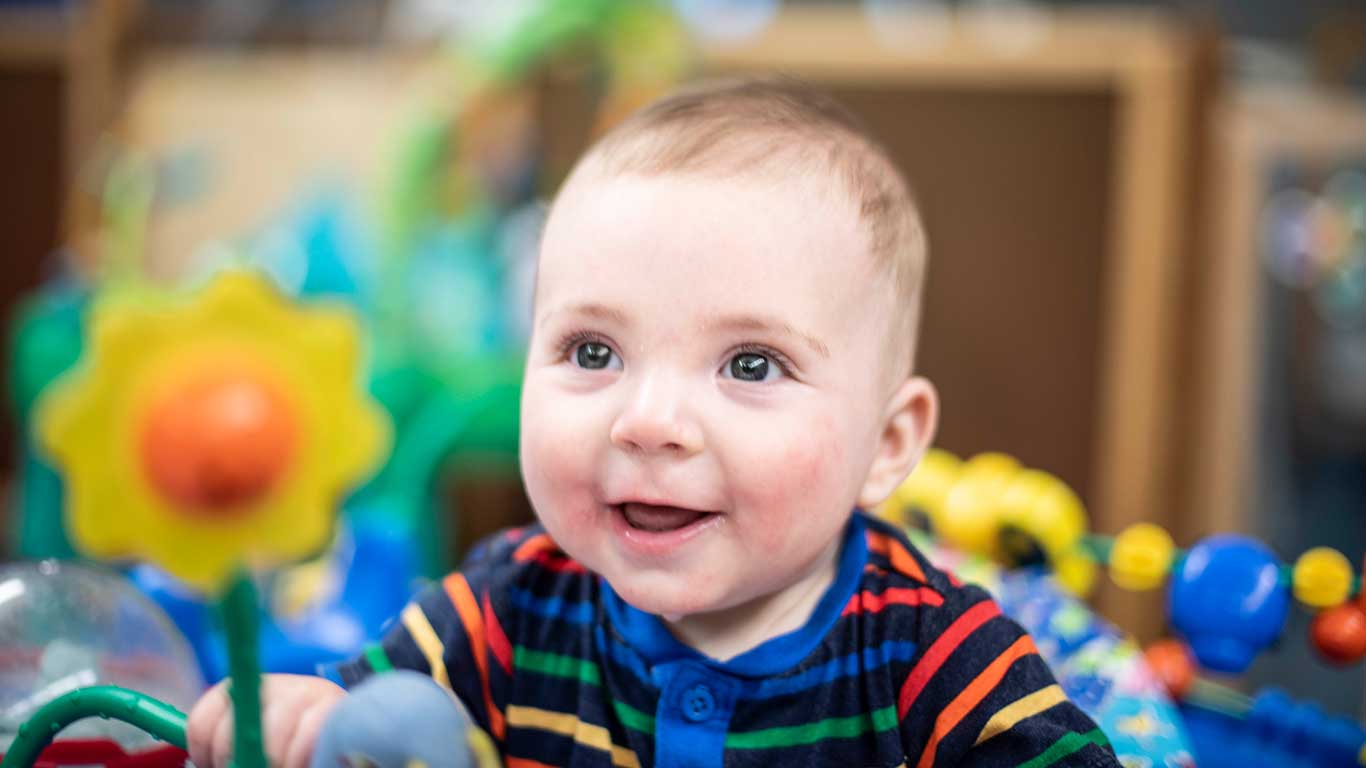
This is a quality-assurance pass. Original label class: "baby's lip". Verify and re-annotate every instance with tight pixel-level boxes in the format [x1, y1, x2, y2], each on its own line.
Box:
[605, 496, 720, 515]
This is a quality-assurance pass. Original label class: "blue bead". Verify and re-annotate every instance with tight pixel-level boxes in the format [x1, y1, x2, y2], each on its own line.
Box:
[1168, 536, 1290, 674]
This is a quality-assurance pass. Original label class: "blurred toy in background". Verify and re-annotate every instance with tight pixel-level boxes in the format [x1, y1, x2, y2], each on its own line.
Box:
[129, 524, 417, 682]
[884, 448, 1366, 768]
[35, 271, 389, 591]
[1260, 165, 1366, 329]
[890, 450, 1097, 596]
[4, 0, 691, 692]
[1, 265, 394, 768]
[28, 269, 397, 685]
[0, 561, 202, 754]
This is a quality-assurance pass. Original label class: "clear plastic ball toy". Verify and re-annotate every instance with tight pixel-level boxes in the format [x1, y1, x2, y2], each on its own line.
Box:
[0, 560, 203, 750]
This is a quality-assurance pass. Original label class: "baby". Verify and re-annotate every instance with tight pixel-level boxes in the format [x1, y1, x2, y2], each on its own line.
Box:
[188, 76, 1119, 768]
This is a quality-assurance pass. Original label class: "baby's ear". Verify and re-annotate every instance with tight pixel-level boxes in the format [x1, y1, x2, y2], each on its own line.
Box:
[858, 376, 938, 509]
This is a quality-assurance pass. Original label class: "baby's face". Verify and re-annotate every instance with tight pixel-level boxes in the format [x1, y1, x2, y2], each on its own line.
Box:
[521, 170, 902, 618]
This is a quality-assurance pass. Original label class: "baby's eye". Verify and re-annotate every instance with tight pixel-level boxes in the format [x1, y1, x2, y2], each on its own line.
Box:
[725, 352, 782, 382]
[574, 341, 620, 371]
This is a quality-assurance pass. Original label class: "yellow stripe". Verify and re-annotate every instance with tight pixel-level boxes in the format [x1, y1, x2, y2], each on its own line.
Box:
[401, 603, 449, 689]
[974, 684, 1068, 746]
[505, 705, 640, 768]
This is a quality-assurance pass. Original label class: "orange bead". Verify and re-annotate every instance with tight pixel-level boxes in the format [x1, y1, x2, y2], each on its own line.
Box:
[1144, 639, 1196, 700]
[140, 370, 297, 515]
[1310, 601, 1366, 666]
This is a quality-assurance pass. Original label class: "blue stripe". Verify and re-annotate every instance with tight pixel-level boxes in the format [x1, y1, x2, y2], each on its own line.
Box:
[597, 623, 654, 685]
[749, 640, 919, 698]
[508, 587, 594, 624]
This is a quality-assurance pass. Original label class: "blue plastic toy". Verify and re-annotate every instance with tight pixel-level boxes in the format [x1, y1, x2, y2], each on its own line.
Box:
[131, 524, 419, 683]
[1169, 536, 1291, 674]
[1182, 688, 1366, 768]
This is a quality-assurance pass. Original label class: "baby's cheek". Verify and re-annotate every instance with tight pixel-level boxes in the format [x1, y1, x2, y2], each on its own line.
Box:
[742, 435, 844, 544]
[521, 405, 598, 520]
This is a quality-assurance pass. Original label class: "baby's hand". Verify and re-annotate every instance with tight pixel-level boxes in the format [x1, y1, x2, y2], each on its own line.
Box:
[187, 673, 346, 768]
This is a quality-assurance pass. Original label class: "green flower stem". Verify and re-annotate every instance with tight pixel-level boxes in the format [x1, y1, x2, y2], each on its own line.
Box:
[219, 572, 266, 768]
[0, 686, 186, 768]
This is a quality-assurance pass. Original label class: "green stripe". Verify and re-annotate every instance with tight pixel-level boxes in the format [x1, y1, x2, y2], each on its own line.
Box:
[612, 700, 656, 734]
[509, 646, 654, 736]
[363, 644, 392, 673]
[1015, 728, 1110, 768]
[725, 705, 898, 750]
[513, 646, 601, 685]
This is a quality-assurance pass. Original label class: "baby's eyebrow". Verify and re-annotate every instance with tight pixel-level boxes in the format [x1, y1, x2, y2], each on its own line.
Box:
[706, 314, 830, 358]
[540, 302, 629, 328]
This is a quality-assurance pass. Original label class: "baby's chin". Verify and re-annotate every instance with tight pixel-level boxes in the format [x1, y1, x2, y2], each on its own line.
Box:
[604, 571, 736, 620]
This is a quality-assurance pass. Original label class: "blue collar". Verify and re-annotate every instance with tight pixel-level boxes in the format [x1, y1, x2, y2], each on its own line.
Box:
[600, 512, 869, 678]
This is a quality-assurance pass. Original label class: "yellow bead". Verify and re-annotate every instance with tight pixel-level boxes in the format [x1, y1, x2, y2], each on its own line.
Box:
[1055, 551, 1099, 597]
[1293, 547, 1354, 609]
[939, 481, 1002, 556]
[938, 453, 1020, 556]
[1109, 523, 1175, 591]
[960, 452, 1022, 487]
[887, 449, 962, 528]
[997, 469, 1088, 566]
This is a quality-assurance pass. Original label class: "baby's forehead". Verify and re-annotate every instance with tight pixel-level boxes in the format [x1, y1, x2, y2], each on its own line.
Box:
[549, 161, 868, 242]
[540, 171, 878, 295]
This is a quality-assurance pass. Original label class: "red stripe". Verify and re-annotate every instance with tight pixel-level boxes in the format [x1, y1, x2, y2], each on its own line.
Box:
[483, 590, 513, 675]
[530, 549, 588, 574]
[843, 586, 945, 616]
[506, 759, 558, 768]
[512, 534, 588, 573]
[898, 600, 1002, 718]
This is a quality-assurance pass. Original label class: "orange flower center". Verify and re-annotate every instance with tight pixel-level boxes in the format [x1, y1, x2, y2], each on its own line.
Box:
[140, 371, 297, 516]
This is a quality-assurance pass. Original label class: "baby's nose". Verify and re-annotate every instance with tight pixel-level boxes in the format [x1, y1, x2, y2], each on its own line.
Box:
[609, 377, 703, 456]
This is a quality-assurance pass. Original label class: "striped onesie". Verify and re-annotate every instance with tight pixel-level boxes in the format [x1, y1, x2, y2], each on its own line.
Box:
[336, 513, 1119, 767]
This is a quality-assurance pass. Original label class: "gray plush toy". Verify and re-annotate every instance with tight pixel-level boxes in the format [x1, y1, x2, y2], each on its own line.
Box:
[309, 670, 499, 768]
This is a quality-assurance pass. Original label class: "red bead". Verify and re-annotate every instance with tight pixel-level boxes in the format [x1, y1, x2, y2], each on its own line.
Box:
[1309, 602, 1366, 665]
[1144, 639, 1196, 700]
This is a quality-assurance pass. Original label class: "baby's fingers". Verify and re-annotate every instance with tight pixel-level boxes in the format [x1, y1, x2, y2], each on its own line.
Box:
[284, 699, 338, 768]
[262, 685, 315, 768]
[210, 706, 235, 768]
[186, 682, 230, 768]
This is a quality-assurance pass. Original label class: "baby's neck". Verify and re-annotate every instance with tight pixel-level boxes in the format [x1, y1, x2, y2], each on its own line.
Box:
[663, 537, 843, 662]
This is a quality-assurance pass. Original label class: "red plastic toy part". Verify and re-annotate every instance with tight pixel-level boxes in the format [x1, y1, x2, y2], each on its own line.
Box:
[1309, 601, 1366, 665]
[1144, 638, 1196, 700]
[0, 740, 186, 768]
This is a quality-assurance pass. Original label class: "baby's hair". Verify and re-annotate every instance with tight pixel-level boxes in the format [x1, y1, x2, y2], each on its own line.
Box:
[570, 74, 928, 373]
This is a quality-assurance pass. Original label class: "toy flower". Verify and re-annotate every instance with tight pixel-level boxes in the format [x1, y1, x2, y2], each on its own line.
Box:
[37, 271, 390, 593]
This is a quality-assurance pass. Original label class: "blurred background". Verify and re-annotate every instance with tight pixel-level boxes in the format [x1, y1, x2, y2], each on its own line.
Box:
[0, 0, 1363, 732]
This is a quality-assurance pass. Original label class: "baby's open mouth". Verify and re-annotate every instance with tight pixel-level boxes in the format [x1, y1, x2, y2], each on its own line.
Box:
[615, 502, 715, 533]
